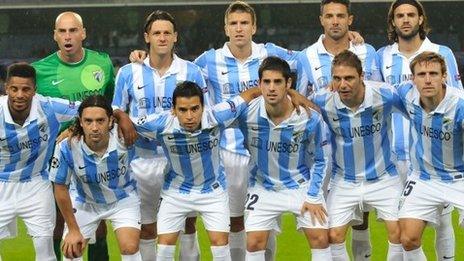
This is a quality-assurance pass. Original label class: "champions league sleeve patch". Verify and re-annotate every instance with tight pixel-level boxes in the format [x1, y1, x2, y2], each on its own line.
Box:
[69, 101, 76, 109]
[51, 157, 60, 169]
[455, 74, 461, 81]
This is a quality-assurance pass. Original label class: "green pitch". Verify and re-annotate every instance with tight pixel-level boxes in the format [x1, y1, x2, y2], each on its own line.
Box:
[1, 212, 462, 260]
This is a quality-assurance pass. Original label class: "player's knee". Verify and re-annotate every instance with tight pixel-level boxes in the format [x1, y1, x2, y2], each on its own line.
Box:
[210, 236, 228, 246]
[387, 226, 401, 244]
[120, 242, 139, 255]
[184, 217, 197, 234]
[230, 216, 244, 232]
[307, 230, 329, 248]
[140, 223, 156, 239]
[329, 229, 345, 244]
[400, 231, 421, 251]
[247, 236, 267, 251]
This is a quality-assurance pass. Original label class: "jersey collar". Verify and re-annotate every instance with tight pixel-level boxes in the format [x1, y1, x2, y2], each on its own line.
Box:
[315, 34, 356, 56]
[143, 54, 181, 76]
[391, 37, 433, 56]
[257, 96, 302, 128]
[222, 41, 264, 61]
[1, 95, 39, 126]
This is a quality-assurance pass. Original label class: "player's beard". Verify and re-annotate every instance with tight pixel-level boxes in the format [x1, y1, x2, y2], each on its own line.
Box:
[395, 24, 420, 41]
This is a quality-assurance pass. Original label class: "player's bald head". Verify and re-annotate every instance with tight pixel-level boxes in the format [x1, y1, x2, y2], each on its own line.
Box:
[55, 12, 84, 29]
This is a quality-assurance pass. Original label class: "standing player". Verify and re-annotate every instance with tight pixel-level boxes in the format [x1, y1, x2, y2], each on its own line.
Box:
[0, 63, 78, 261]
[238, 57, 330, 260]
[50, 95, 142, 261]
[377, 1, 462, 259]
[313, 51, 405, 261]
[193, 2, 299, 259]
[32, 11, 115, 261]
[296, 1, 381, 258]
[397, 52, 464, 261]
[112, 10, 208, 260]
[135, 81, 261, 261]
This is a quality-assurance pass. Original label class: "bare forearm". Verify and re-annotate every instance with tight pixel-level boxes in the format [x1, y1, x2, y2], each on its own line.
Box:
[239, 87, 261, 103]
[54, 184, 80, 232]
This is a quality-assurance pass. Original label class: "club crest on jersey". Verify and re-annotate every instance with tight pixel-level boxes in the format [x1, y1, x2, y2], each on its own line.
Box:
[93, 70, 104, 83]
[317, 76, 329, 88]
[222, 83, 231, 95]
[442, 117, 453, 131]
[372, 110, 382, 122]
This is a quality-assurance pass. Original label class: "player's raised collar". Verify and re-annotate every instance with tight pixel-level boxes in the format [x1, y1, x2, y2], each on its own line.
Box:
[334, 82, 373, 112]
[0, 94, 39, 126]
[391, 37, 433, 56]
[80, 129, 118, 158]
[142, 54, 181, 76]
[411, 82, 455, 114]
[315, 34, 357, 56]
[222, 41, 265, 61]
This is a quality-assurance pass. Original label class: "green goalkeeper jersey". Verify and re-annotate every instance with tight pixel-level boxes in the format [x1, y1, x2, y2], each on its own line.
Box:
[33, 48, 115, 131]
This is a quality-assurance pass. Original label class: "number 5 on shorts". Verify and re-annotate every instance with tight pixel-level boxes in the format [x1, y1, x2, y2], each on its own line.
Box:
[245, 193, 259, 210]
[403, 180, 416, 196]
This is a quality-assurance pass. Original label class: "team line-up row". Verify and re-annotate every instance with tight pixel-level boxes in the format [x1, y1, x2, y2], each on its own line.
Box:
[1, 0, 463, 261]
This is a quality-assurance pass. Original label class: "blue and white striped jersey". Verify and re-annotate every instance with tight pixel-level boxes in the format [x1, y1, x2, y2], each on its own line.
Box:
[0, 94, 77, 182]
[194, 42, 298, 155]
[135, 95, 247, 194]
[297, 35, 381, 99]
[49, 129, 136, 204]
[377, 37, 463, 160]
[398, 82, 464, 182]
[313, 81, 407, 182]
[112, 54, 208, 158]
[237, 97, 327, 203]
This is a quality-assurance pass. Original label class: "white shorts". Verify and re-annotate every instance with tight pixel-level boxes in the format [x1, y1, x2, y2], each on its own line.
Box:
[398, 176, 464, 227]
[244, 186, 328, 233]
[327, 175, 402, 228]
[63, 191, 141, 240]
[0, 177, 55, 239]
[220, 149, 250, 217]
[0, 219, 17, 239]
[157, 188, 230, 235]
[131, 157, 166, 224]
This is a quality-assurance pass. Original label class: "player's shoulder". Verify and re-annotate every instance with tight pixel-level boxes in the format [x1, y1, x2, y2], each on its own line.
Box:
[436, 44, 456, 58]
[85, 48, 111, 60]
[195, 48, 218, 66]
[84, 48, 113, 66]
[366, 80, 395, 94]
[32, 52, 59, 68]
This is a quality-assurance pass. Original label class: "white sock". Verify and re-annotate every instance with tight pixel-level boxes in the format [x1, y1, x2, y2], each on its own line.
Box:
[330, 242, 349, 261]
[387, 242, 403, 261]
[157, 244, 175, 261]
[211, 245, 231, 261]
[351, 229, 371, 260]
[403, 246, 426, 261]
[435, 212, 455, 260]
[32, 236, 56, 261]
[311, 247, 332, 261]
[179, 232, 200, 261]
[265, 232, 276, 261]
[229, 231, 246, 261]
[139, 239, 156, 261]
[122, 251, 143, 261]
[245, 250, 265, 261]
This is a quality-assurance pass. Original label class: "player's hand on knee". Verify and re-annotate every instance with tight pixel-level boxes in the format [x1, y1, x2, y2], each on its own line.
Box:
[301, 202, 328, 226]
[62, 230, 86, 258]
[129, 50, 147, 63]
[288, 89, 319, 115]
[348, 31, 364, 45]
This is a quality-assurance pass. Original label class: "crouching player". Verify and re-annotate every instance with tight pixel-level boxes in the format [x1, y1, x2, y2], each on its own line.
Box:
[235, 57, 330, 261]
[135, 81, 261, 260]
[49, 95, 141, 261]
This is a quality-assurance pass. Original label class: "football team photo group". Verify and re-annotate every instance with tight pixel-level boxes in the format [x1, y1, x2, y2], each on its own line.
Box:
[0, 0, 463, 260]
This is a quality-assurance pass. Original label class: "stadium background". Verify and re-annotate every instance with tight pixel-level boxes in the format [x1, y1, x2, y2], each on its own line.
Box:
[0, 0, 463, 260]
